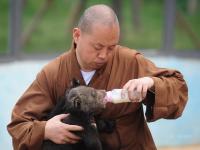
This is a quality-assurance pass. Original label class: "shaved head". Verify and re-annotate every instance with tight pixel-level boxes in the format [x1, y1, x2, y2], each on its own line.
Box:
[78, 4, 120, 34]
[73, 4, 120, 71]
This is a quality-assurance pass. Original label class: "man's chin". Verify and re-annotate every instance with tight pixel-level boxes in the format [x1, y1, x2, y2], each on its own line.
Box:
[85, 62, 106, 70]
[95, 62, 106, 68]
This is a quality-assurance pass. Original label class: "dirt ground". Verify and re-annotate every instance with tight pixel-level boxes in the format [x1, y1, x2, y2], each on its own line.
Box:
[158, 144, 200, 150]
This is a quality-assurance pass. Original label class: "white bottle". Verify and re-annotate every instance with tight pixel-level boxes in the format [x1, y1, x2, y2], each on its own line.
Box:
[105, 89, 131, 104]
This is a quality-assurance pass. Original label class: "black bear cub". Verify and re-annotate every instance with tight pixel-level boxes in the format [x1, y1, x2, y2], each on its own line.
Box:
[42, 81, 107, 150]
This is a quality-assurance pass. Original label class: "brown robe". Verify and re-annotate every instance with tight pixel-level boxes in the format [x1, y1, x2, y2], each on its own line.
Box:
[7, 45, 188, 150]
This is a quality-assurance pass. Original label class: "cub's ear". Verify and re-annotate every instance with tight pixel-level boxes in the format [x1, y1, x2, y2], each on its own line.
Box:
[70, 78, 80, 88]
[64, 88, 70, 98]
[63, 93, 73, 111]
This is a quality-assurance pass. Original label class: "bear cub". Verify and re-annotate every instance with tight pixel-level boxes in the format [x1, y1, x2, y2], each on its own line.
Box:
[42, 81, 107, 150]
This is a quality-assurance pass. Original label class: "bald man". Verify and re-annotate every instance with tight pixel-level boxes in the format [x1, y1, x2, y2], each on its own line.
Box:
[7, 4, 188, 150]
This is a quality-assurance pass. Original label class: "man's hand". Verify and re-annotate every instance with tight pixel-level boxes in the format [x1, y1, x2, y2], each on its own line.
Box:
[44, 114, 84, 144]
[123, 77, 154, 102]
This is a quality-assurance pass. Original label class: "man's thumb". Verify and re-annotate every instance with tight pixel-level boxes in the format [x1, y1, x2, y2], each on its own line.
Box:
[55, 114, 69, 120]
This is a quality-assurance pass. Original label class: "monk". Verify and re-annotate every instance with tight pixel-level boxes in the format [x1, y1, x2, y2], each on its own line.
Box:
[7, 4, 188, 150]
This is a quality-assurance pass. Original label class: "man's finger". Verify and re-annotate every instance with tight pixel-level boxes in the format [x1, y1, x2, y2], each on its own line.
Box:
[65, 124, 84, 131]
[56, 114, 69, 120]
[123, 80, 132, 89]
[136, 84, 143, 102]
[142, 85, 148, 99]
[64, 137, 79, 144]
[64, 131, 81, 140]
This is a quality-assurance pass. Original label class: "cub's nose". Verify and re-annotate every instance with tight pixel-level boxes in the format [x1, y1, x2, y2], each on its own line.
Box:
[98, 90, 106, 98]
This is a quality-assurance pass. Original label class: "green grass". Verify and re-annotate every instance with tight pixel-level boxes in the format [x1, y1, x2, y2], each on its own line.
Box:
[0, 0, 9, 54]
[22, 0, 72, 53]
[175, 5, 200, 50]
[0, 0, 200, 54]
[122, 0, 163, 50]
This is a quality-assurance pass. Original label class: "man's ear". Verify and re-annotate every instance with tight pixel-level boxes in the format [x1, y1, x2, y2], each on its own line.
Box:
[73, 28, 81, 43]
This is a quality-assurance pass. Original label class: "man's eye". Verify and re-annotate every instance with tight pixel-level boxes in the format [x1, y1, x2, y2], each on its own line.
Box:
[94, 46, 102, 50]
[108, 46, 115, 51]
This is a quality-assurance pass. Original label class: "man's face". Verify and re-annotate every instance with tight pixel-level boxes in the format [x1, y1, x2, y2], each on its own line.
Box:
[73, 23, 120, 71]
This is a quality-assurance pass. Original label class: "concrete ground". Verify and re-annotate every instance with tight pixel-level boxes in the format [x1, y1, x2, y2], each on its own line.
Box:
[1, 56, 200, 150]
[159, 144, 200, 150]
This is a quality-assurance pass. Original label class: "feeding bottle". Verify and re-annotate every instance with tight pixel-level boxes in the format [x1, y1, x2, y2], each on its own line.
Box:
[105, 89, 131, 103]
[104, 89, 143, 104]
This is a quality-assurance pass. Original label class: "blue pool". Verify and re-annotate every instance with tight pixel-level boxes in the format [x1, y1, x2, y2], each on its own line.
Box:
[0, 56, 200, 149]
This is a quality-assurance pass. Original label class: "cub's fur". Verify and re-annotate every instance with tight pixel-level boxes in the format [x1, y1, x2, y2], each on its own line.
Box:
[42, 83, 107, 150]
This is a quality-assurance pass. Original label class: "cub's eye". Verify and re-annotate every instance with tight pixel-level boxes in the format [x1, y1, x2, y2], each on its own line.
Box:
[91, 90, 96, 97]
[73, 97, 81, 108]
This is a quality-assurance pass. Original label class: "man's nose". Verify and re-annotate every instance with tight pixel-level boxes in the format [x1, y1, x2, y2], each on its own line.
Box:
[98, 49, 107, 59]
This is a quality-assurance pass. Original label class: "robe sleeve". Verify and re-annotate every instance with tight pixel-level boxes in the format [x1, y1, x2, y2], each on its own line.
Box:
[7, 66, 57, 150]
[135, 53, 188, 122]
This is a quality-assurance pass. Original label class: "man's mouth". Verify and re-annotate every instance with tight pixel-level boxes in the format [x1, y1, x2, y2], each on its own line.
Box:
[96, 62, 106, 66]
